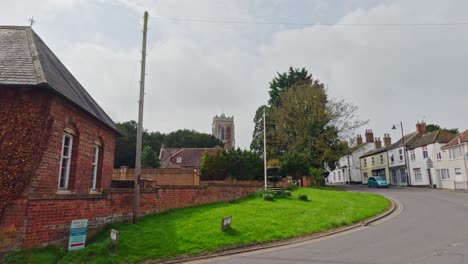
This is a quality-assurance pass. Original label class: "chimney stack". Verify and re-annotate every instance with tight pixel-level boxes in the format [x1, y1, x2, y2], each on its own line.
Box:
[374, 137, 382, 149]
[365, 129, 374, 143]
[383, 133, 392, 147]
[356, 134, 363, 145]
[416, 121, 427, 135]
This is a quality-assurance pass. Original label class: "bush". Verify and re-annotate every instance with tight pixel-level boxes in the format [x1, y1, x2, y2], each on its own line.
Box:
[298, 194, 308, 201]
[285, 191, 292, 196]
[286, 185, 298, 191]
[200, 149, 263, 181]
[263, 194, 274, 201]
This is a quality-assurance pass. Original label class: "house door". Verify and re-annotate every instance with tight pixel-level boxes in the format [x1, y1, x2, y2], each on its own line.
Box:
[391, 169, 398, 185]
[399, 168, 408, 185]
[427, 169, 433, 187]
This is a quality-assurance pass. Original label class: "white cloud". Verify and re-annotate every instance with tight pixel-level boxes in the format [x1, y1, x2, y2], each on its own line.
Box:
[2, 0, 467, 148]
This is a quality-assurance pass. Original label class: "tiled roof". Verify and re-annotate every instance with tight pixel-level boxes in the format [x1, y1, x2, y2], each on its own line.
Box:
[359, 146, 388, 158]
[444, 129, 468, 147]
[159, 147, 222, 168]
[407, 130, 456, 150]
[387, 131, 419, 150]
[0, 26, 118, 134]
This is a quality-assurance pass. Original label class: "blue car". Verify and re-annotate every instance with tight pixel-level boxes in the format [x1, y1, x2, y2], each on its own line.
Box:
[368, 176, 389, 188]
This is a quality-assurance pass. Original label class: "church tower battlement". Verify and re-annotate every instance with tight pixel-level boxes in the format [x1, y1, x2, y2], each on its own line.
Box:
[212, 113, 235, 150]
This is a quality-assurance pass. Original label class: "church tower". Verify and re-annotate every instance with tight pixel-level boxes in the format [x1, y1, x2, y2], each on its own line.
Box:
[212, 113, 235, 150]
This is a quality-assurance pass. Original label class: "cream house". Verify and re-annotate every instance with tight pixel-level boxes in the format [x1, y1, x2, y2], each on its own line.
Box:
[360, 137, 390, 184]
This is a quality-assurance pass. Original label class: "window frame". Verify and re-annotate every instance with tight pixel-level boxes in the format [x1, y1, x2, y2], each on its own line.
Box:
[410, 150, 416, 161]
[422, 147, 428, 159]
[449, 145, 463, 160]
[58, 133, 73, 190]
[441, 168, 450, 180]
[414, 168, 422, 182]
[90, 145, 99, 191]
[176, 156, 182, 163]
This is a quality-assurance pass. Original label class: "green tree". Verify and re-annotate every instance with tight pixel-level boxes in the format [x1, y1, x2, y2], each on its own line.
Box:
[141, 146, 160, 168]
[426, 124, 459, 135]
[269, 67, 312, 107]
[280, 152, 310, 179]
[200, 149, 263, 181]
[114, 122, 224, 168]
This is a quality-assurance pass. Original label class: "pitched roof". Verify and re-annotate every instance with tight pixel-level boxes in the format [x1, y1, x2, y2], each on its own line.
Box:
[444, 129, 468, 148]
[387, 131, 420, 150]
[407, 130, 456, 150]
[0, 26, 119, 134]
[360, 146, 388, 158]
[159, 147, 222, 169]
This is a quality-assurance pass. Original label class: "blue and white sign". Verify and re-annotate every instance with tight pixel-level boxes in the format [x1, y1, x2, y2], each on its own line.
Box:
[68, 219, 88, 251]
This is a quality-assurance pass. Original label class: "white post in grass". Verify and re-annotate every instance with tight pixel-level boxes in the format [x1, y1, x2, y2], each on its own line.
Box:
[263, 108, 267, 190]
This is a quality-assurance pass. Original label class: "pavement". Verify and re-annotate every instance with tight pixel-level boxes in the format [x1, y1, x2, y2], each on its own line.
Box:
[189, 185, 468, 264]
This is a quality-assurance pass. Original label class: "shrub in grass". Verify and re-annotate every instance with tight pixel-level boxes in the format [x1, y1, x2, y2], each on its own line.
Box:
[263, 194, 274, 201]
[298, 194, 308, 201]
[286, 185, 298, 191]
[285, 191, 292, 196]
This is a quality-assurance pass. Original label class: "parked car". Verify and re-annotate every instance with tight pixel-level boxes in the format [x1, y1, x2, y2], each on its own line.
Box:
[368, 176, 389, 188]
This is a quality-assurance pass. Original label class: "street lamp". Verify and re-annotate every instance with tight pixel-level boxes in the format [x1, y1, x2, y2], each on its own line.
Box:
[263, 108, 267, 190]
[392, 122, 411, 187]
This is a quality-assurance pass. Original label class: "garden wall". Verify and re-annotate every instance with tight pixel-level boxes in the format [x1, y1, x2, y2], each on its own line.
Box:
[0, 182, 262, 252]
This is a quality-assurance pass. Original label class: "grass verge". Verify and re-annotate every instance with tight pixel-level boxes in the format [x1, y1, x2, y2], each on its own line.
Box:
[3, 188, 389, 264]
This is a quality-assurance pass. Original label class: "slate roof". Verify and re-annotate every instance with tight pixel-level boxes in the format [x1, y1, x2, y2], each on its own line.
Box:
[0, 26, 119, 134]
[407, 130, 456, 150]
[444, 129, 468, 148]
[159, 147, 222, 169]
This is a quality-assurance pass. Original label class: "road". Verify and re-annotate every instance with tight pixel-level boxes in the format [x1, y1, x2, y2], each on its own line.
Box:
[193, 186, 468, 264]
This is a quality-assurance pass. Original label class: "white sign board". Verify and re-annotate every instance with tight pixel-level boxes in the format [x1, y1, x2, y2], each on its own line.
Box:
[68, 219, 88, 251]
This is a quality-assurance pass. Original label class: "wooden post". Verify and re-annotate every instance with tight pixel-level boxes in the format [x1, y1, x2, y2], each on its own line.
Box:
[133, 11, 148, 224]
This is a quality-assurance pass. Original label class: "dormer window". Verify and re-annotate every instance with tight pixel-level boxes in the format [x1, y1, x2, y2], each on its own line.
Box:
[176, 157, 182, 163]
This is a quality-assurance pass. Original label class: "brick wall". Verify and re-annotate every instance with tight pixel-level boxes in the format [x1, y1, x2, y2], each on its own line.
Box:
[3, 183, 261, 250]
[29, 93, 116, 194]
[113, 168, 200, 186]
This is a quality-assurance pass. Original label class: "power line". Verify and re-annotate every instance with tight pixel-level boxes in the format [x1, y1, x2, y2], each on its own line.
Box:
[149, 16, 468, 27]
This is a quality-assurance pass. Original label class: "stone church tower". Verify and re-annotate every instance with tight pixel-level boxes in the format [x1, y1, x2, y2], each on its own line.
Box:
[212, 113, 235, 149]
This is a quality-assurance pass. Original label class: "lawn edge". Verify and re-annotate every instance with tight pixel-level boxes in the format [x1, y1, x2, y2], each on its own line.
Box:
[145, 196, 397, 264]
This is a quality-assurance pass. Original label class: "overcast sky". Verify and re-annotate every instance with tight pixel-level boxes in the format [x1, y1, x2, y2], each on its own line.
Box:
[1, 0, 467, 148]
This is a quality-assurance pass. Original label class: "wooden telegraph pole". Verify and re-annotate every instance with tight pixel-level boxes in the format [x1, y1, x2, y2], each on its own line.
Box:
[133, 11, 148, 224]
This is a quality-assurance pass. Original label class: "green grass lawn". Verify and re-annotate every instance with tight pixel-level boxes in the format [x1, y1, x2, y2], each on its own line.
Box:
[3, 188, 389, 264]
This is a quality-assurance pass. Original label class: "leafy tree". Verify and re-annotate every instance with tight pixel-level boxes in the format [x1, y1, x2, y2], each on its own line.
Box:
[141, 146, 160, 168]
[200, 149, 263, 181]
[250, 67, 366, 171]
[269, 67, 312, 107]
[426, 124, 459, 135]
[280, 152, 310, 179]
[114, 122, 224, 168]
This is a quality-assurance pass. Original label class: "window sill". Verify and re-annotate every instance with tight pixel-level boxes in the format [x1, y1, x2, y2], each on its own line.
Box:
[89, 190, 101, 194]
[441, 178, 452, 181]
[56, 190, 72, 194]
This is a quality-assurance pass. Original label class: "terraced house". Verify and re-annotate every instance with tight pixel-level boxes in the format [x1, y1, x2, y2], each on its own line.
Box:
[434, 130, 468, 190]
[406, 124, 456, 187]
[360, 136, 391, 184]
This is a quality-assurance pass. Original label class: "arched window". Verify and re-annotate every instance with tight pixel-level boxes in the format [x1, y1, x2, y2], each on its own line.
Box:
[59, 124, 78, 190]
[221, 127, 225, 141]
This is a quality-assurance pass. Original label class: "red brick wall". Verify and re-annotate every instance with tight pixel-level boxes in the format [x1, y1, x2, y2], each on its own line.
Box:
[29, 94, 115, 194]
[17, 183, 261, 249]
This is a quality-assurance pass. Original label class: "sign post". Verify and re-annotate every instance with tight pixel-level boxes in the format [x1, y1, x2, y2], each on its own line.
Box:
[68, 219, 88, 251]
[221, 216, 232, 231]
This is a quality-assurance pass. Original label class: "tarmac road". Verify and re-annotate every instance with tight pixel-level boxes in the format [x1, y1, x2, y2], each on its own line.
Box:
[194, 186, 468, 264]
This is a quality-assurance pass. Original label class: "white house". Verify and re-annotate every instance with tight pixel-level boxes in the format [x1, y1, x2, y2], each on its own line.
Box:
[328, 131, 376, 184]
[407, 126, 456, 187]
[434, 130, 468, 190]
[386, 131, 419, 186]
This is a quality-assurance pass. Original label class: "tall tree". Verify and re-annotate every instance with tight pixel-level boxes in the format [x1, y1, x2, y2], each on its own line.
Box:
[251, 67, 313, 156]
[114, 122, 224, 168]
[141, 146, 160, 168]
[269, 67, 312, 107]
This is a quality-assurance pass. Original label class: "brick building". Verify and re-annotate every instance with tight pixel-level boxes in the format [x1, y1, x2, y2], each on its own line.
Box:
[0, 26, 262, 252]
[0, 26, 119, 251]
[212, 113, 235, 149]
[159, 147, 221, 169]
